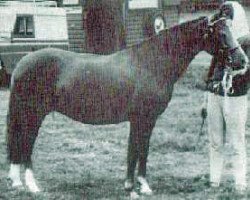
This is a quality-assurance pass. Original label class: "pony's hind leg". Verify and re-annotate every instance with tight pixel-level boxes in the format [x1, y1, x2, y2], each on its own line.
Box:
[7, 93, 24, 188]
[8, 164, 40, 193]
[22, 108, 45, 193]
[7, 93, 45, 192]
[8, 163, 22, 187]
[25, 168, 40, 193]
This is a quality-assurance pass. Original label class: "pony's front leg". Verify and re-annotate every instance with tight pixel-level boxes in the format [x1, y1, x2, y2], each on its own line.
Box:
[8, 164, 22, 187]
[125, 125, 139, 192]
[137, 176, 152, 196]
[125, 120, 140, 199]
[125, 116, 155, 198]
[137, 119, 155, 196]
[137, 136, 153, 195]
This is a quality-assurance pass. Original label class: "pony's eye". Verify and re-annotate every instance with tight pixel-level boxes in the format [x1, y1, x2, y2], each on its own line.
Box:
[207, 26, 213, 34]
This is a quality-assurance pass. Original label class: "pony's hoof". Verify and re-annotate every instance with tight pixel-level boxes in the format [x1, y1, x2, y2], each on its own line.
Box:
[26, 183, 40, 193]
[8, 174, 23, 187]
[130, 191, 140, 199]
[140, 186, 153, 196]
[124, 179, 134, 191]
[25, 169, 40, 193]
[137, 176, 153, 195]
[8, 164, 22, 188]
[12, 179, 23, 188]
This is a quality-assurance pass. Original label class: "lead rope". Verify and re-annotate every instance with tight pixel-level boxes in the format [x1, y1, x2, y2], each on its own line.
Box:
[195, 91, 208, 150]
[222, 67, 233, 95]
[222, 68, 233, 136]
[195, 70, 233, 151]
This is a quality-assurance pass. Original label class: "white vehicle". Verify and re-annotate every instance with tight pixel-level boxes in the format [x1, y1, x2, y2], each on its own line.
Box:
[0, 0, 69, 74]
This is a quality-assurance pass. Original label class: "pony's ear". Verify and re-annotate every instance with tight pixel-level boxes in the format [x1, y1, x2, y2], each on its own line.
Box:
[203, 26, 213, 40]
[208, 17, 227, 33]
[209, 17, 226, 27]
[203, 24, 212, 39]
[209, 12, 221, 23]
[205, 17, 227, 39]
[217, 18, 227, 27]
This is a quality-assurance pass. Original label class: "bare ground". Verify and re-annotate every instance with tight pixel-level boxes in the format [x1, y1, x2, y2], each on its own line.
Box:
[0, 10, 250, 200]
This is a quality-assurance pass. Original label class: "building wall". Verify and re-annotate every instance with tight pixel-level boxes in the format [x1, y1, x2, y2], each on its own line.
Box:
[66, 8, 85, 53]
[83, 0, 125, 54]
[66, 4, 180, 53]
[126, 6, 180, 46]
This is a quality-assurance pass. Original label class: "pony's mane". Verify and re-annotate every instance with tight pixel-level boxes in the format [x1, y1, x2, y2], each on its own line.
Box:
[170, 16, 208, 33]
[157, 16, 208, 40]
[129, 16, 208, 51]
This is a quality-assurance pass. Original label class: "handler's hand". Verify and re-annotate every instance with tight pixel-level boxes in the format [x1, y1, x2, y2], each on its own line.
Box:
[201, 107, 207, 119]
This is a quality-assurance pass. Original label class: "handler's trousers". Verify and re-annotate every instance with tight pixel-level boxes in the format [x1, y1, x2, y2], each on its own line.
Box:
[207, 93, 248, 189]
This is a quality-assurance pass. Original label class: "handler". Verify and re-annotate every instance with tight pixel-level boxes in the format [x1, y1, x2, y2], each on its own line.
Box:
[204, 1, 250, 194]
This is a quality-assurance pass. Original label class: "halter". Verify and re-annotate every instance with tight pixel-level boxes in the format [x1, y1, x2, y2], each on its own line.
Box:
[221, 44, 249, 95]
[227, 45, 240, 54]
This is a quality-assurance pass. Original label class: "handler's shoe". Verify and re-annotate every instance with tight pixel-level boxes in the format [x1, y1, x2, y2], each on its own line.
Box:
[208, 182, 226, 199]
[210, 182, 220, 188]
[235, 185, 247, 199]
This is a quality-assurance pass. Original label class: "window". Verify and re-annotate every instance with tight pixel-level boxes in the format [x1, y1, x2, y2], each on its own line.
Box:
[162, 0, 181, 7]
[63, 0, 79, 5]
[13, 15, 34, 38]
[128, 0, 159, 9]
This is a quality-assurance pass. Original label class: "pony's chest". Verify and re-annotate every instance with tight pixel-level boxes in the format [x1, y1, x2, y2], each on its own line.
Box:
[131, 80, 173, 115]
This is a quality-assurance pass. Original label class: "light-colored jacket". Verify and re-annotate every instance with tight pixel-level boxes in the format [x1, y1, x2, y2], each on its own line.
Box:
[207, 1, 250, 96]
[226, 1, 250, 39]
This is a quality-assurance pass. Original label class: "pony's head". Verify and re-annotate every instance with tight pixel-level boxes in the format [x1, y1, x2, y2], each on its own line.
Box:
[205, 17, 249, 71]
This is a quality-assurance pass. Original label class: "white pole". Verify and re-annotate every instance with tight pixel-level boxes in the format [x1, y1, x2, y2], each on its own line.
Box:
[33, 0, 37, 17]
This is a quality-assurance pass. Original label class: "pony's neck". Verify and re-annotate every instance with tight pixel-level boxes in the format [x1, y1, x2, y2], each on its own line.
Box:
[169, 33, 204, 83]
[129, 24, 204, 86]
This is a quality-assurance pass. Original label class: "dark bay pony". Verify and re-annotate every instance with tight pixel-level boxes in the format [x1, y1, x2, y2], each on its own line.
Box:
[6, 16, 248, 196]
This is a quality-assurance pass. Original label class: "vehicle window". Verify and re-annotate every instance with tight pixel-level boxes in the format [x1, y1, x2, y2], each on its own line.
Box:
[63, 0, 79, 5]
[13, 15, 34, 38]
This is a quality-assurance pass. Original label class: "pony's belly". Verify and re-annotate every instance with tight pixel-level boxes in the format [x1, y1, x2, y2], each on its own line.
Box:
[63, 107, 128, 125]
[56, 94, 130, 125]
[79, 113, 128, 125]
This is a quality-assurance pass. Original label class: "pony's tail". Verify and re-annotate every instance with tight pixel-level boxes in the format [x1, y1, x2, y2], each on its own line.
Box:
[6, 86, 23, 164]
